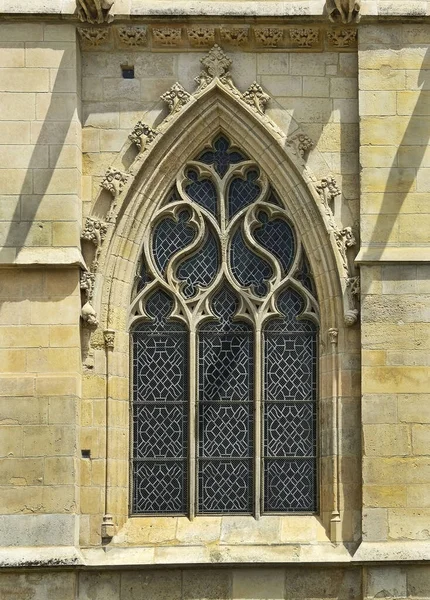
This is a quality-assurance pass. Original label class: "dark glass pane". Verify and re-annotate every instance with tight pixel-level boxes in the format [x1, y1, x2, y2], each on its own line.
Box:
[264, 458, 316, 512]
[198, 287, 253, 514]
[185, 170, 217, 217]
[131, 289, 188, 514]
[152, 210, 195, 274]
[230, 228, 273, 297]
[263, 287, 318, 513]
[228, 170, 260, 219]
[177, 230, 219, 298]
[197, 136, 246, 178]
[199, 460, 252, 514]
[296, 252, 318, 299]
[254, 211, 295, 275]
[133, 461, 187, 514]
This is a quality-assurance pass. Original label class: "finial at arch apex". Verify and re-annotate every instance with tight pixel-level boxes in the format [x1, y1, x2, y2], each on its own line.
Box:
[326, 0, 361, 23]
[77, 0, 114, 24]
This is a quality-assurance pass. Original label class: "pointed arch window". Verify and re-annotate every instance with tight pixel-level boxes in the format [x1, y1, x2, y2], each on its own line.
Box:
[130, 135, 319, 516]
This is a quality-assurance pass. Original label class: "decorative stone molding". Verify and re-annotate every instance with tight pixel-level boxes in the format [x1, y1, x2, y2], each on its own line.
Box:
[152, 27, 182, 46]
[328, 327, 339, 345]
[77, 27, 109, 46]
[101, 167, 128, 198]
[80, 270, 98, 327]
[187, 27, 215, 47]
[103, 329, 115, 349]
[201, 45, 232, 79]
[81, 217, 108, 270]
[76, 0, 114, 24]
[161, 83, 191, 115]
[254, 27, 283, 48]
[326, 0, 361, 23]
[117, 26, 147, 47]
[286, 132, 314, 159]
[290, 28, 319, 48]
[129, 122, 158, 152]
[220, 27, 249, 46]
[327, 28, 357, 47]
[345, 275, 360, 325]
[241, 82, 270, 115]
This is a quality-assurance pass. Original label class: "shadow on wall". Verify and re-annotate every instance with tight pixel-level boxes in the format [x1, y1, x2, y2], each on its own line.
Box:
[365, 47, 430, 260]
[0, 48, 78, 263]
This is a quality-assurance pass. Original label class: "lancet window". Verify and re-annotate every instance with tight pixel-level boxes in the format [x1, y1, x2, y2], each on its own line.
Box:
[130, 135, 319, 516]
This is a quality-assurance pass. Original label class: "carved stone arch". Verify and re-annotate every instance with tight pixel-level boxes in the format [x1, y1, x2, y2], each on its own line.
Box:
[91, 82, 354, 341]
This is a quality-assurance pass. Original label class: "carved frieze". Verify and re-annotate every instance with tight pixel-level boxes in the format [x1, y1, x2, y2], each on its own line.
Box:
[117, 26, 147, 47]
[290, 28, 319, 48]
[326, 0, 361, 23]
[188, 27, 215, 47]
[152, 27, 182, 46]
[327, 28, 357, 47]
[129, 122, 158, 152]
[78, 27, 109, 46]
[76, 0, 114, 24]
[220, 27, 249, 46]
[254, 27, 284, 48]
[241, 82, 270, 115]
[161, 83, 191, 115]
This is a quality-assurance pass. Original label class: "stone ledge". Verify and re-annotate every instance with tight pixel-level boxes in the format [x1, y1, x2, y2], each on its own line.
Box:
[356, 246, 430, 264]
[0, 247, 86, 268]
[352, 541, 430, 563]
[0, 546, 83, 569]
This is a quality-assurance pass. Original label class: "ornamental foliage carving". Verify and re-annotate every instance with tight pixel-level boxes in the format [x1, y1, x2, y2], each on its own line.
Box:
[220, 27, 249, 46]
[188, 27, 216, 47]
[77, 27, 108, 46]
[80, 270, 98, 326]
[241, 82, 270, 115]
[326, 0, 361, 23]
[118, 26, 147, 46]
[161, 83, 192, 115]
[254, 27, 284, 47]
[286, 133, 314, 159]
[290, 28, 319, 48]
[81, 217, 107, 270]
[327, 28, 357, 47]
[152, 27, 182, 46]
[76, 0, 114, 24]
[129, 122, 158, 152]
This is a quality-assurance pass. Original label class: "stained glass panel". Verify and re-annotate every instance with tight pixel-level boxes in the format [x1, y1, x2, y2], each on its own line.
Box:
[177, 231, 219, 298]
[185, 170, 218, 217]
[152, 210, 195, 274]
[228, 170, 260, 219]
[230, 228, 273, 297]
[197, 136, 246, 178]
[254, 212, 295, 275]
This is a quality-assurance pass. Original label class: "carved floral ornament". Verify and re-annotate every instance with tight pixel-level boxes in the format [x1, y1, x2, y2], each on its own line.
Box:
[80, 45, 359, 329]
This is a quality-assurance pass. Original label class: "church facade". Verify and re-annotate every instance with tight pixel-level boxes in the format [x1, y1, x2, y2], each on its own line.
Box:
[0, 1, 429, 598]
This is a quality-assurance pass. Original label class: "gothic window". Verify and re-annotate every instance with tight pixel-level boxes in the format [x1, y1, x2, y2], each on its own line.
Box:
[130, 135, 319, 516]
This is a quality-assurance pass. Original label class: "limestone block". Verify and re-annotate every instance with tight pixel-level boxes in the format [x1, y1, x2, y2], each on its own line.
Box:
[407, 485, 430, 508]
[330, 77, 357, 98]
[407, 566, 430, 598]
[183, 569, 230, 600]
[359, 69, 406, 91]
[260, 75, 302, 97]
[36, 374, 80, 397]
[0, 121, 30, 144]
[221, 515, 281, 544]
[83, 102, 120, 129]
[364, 457, 430, 485]
[363, 424, 410, 456]
[25, 43, 76, 70]
[0, 348, 26, 373]
[31, 120, 80, 145]
[0, 375, 34, 396]
[303, 75, 330, 97]
[0, 145, 48, 169]
[33, 168, 79, 195]
[398, 145, 430, 168]
[0, 425, 23, 458]
[48, 396, 77, 424]
[0, 68, 49, 92]
[412, 425, 430, 456]
[50, 68, 78, 93]
[0, 396, 48, 425]
[233, 568, 285, 600]
[0, 572, 76, 600]
[44, 456, 75, 485]
[80, 486, 103, 514]
[30, 298, 78, 326]
[365, 566, 406, 599]
[398, 395, 430, 423]
[397, 91, 430, 116]
[257, 53, 289, 75]
[52, 221, 80, 247]
[79, 572, 121, 600]
[0, 43, 25, 68]
[0, 457, 44, 486]
[278, 97, 332, 124]
[176, 516, 221, 544]
[364, 485, 407, 508]
[361, 167, 416, 193]
[389, 509, 430, 541]
[35, 92, 78, 121]
[339, 54, 358, 77]
[360, 144, 397, 168]
[406, 70, 430, 91]
[363, 366, 430, 395]
[23, 425, 76, 456]
[0, 514, 77, 547]
[332, 98, 358, 123]
[44, 24, 76, 42]
[363, 508, 388, 542]
[99, 129, 129, 152]
[359, 91, 396, 116]
[284, 567, 361, 599]
[290, 53, 338, 76]
[120, 570, 182, 600]
[280, 515, 317, 542]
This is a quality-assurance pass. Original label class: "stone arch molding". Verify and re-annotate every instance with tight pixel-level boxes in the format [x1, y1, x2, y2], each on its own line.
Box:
[80, 45, 359, 340]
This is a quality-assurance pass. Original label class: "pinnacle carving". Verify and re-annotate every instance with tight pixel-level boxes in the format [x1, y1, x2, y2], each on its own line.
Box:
[241, 82, 270, 115]
[326, 0, 361, 23]
[76, 0, 114, 24]
[129, 122, 158, 152]
[201, 45, 232, 79]
[161, 83, 191, 115]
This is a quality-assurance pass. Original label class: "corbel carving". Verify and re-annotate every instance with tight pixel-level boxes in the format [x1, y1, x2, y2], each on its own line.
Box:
[129, 122, 158, 152]
[76, 0, 114, 24]
[101, 168, 128, 222]
[241, 82, 270, 115]
[77, 27, 108, 46]
[326, 0, 361, 23]
[290, 28, 319, 48]
[118, 26, 147, 47]
[188, 27, 215, 47]
[220, 27, 249, 46]
[81, 217, 107, 270]
[255, 27, 283, 48]
[80, 270, 98, 327]
[345, 275, 360, 326]
[103, 329, 115, 349]
[327, 28, 357, 47]
[152, 27, 182, 46]
[286, 132, 314, 159]
[161, 83, 191, 115]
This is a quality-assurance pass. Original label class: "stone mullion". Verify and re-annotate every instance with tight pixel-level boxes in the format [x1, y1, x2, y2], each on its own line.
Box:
[189, 327, 197, 520]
